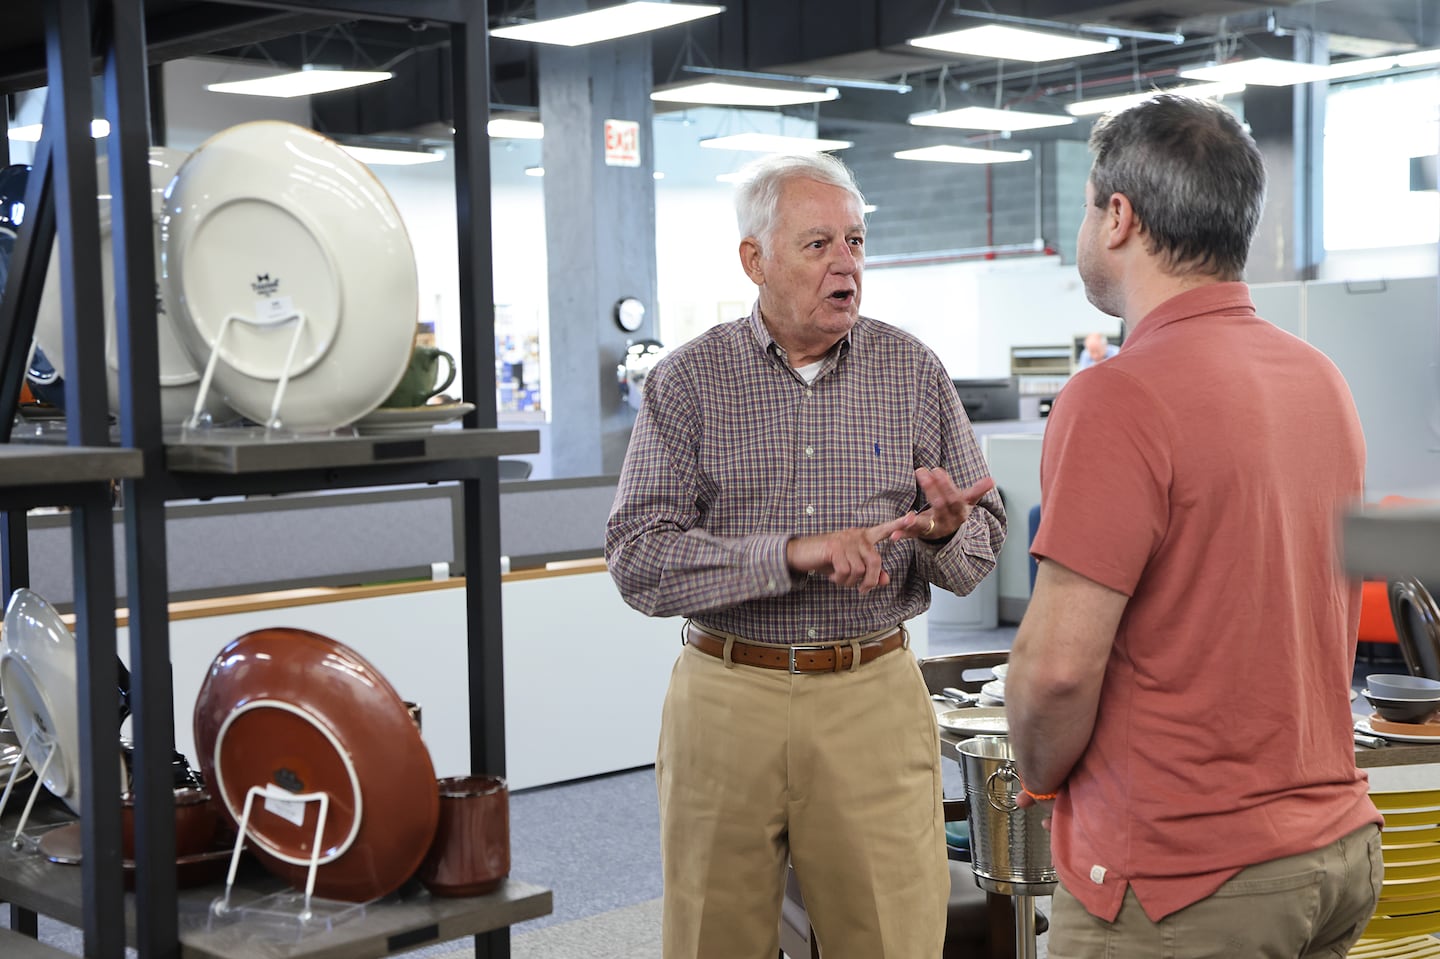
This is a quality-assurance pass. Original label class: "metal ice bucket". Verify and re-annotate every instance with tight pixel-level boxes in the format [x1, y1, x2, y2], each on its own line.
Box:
[957, 735, 1057, 897]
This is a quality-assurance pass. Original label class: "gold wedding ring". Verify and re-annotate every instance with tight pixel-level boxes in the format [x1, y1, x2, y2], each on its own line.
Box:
[922, 516, 937, 537]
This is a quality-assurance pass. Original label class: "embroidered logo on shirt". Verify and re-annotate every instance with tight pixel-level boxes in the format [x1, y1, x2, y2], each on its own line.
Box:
[873, 442, 881, 457]
[1090, 864, 1107, 884]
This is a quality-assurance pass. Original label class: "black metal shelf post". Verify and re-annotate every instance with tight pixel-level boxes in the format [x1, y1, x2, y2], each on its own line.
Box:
[103, 0, 180, 955]
[451, 10, 509, 957]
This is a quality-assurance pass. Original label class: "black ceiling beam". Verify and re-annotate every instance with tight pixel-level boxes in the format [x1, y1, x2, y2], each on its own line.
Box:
[0, 6, 345, 94]
[217, 0, 468, 24]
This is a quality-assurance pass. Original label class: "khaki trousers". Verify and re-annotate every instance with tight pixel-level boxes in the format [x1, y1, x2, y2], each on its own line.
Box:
[656, 640, 949, 959]
[1047, 822, 1383, 959]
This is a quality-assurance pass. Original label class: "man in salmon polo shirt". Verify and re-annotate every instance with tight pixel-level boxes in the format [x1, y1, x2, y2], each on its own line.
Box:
[1006, 94, 1383, 958]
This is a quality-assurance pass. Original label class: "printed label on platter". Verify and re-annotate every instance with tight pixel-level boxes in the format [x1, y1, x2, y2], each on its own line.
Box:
[264, 794, 307, 828]
[253, 294, 298, 326]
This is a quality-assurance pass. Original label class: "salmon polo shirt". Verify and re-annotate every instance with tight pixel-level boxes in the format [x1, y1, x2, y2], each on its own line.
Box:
[1030, 282, 1381, 922]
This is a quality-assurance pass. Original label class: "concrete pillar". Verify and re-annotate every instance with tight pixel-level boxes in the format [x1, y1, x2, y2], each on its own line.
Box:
[1243, 31, 1328, 283]
[537, 0, 659, 477]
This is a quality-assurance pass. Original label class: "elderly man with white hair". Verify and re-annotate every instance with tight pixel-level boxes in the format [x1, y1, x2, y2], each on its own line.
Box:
[607, 151, 1006, 958]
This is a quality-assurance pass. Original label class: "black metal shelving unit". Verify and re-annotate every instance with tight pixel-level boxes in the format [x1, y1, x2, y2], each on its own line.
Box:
[0, 1, 549, 957]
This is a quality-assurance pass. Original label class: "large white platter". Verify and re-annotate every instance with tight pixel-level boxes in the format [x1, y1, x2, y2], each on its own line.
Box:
[162, 121, 418, 432]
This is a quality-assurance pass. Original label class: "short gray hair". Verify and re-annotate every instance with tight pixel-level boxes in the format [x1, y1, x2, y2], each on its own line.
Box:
[733, 152, 866, 250]
[1088, 94, 1265, 280]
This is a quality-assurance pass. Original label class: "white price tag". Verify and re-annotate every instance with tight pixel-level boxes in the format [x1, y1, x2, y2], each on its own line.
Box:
[253, 295, 298, 326]
[264, 794, 307, 827]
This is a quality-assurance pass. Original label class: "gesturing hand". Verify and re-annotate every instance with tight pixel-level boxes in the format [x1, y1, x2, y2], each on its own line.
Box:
[892, 471, 996, 543]
[786, 515, 912, 594]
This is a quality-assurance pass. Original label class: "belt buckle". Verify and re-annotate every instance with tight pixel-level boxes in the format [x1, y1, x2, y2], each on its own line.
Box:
[787, 644, 830, 673]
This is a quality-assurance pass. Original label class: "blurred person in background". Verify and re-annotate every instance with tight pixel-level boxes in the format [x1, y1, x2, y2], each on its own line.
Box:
[1076, 331, 1119, 369]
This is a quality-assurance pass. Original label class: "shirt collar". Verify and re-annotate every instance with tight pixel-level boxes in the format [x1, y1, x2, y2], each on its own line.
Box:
[1124, 281, 1255, 349]
[746, 300, 855, 367]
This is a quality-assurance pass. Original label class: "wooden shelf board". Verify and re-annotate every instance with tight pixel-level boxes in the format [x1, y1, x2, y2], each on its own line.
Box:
[164, 428, 539, 474]
[0, 446, 142, 486]
[0, 831, 551, 959]
[178, 879, 552, 959]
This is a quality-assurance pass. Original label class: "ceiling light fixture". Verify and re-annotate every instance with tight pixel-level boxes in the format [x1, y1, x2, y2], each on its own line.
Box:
[341, 145, 445, 166]
[492, 2, 723, 46]
[1179, 57, 1331, 87]
[1064, 81, 1246, 116]
[206, 66, 392, 98]
[652, 82, 840, 108]
[715, 171, 748, 183]
[908, 25, 1119, 62]
[909, 106, 1074, 132]
[699, 132, 853, 153]
[7, 118, 110, 141]
[488, 118, 545, 139]
[682, 65, 911, 94]
[1325, 47, 1440, 80]
[525, 166, 545, 177]
[894, 145, 1033, 164]
[1396, 48, 1440, 68]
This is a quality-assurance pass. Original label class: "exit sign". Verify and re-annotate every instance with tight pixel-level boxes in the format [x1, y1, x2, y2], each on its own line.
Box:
[604, 118, 641, 167]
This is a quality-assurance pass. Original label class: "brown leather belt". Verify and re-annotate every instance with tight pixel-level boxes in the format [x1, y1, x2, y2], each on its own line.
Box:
[685, 624, 906, 673]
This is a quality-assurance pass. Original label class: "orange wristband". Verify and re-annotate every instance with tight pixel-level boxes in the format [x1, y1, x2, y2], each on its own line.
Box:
[1018, 775, 1058, 802]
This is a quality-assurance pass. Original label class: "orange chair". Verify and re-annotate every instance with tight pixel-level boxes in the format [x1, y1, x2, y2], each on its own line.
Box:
[1360, 580, 1400, 647]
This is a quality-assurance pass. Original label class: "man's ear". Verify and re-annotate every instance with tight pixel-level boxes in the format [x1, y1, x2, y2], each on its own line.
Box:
[1106, 193, 1139, 251]
[740, 237, 765, 285]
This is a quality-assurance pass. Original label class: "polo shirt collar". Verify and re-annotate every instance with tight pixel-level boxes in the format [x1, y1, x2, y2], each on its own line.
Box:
[1125, 281, 1255, 349]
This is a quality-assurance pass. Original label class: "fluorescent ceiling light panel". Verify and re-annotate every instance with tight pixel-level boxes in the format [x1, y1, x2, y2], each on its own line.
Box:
[488, 118, 545, 139]
[699, 132, 853, 152]
[7, 118, 110, 141]
[1325, 47, 1440, 80]
[206, 68, 392, 98]
[341, 145, 444, 166]
[1064, 81, 1246, 116]
[908, 25, 1119, 62]
[715, 171, 748, 182]
[1396, 47, 1440, 68]
[492, 2, 723, 46]
[652, 82, 840, 107]
[894, 145, 1033, 164]
[525, 166, 545, 177]
[909, 105, 1074, 132]
[1179, 57, 1331, 86]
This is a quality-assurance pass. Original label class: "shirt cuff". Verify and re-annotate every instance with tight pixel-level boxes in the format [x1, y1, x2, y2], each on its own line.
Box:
[747, 534, 800, 595]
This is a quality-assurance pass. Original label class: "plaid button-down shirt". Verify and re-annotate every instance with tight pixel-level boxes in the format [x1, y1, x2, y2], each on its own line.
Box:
[606, 305, 1006, 645]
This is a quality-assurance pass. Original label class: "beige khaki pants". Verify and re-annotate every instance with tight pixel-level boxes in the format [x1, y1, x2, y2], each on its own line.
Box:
[656, 640, 949, 959]
[1047, 822, 1382, 959]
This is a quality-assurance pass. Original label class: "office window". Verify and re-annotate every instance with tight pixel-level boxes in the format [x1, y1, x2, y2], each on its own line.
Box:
[1324, 73, 1440, 251]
